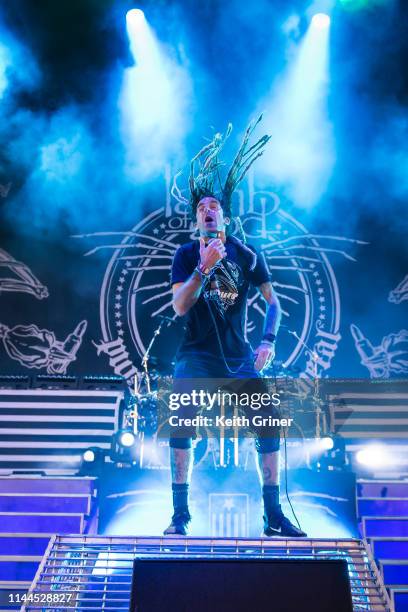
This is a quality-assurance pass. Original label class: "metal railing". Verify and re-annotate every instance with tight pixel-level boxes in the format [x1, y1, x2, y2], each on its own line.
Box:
[21, 535, 392, 611]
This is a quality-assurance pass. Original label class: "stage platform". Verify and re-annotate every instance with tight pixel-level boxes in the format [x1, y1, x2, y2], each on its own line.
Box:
[19, 535, 391, 611]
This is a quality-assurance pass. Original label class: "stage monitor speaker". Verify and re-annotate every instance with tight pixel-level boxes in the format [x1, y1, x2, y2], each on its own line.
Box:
[129, 557, 353, 612]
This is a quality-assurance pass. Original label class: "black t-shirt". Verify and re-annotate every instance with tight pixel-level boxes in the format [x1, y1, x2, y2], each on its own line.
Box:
[171, 237, 270, 360]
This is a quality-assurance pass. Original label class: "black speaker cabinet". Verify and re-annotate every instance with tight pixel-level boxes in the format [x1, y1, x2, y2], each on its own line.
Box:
[129, 557, 353, 612]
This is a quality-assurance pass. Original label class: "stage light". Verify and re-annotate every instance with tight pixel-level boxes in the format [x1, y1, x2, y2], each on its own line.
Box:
[110, 429, 139, 464]
[356, 445, 389, 468]
[306, 437, 337, 468]
[318, 437, 347, 471]
[120, 430, 136, 447]
[78, 447, 105, 476]
[356, 445, 382, 467]
[320, 436, 334, 451]
[126, 8, 145, 26]
[83, 449, 96, 463]
[311, 13, 331, 28]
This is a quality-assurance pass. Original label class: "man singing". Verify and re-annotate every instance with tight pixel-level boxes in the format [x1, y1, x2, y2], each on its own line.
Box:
[164, 117, 306, 538]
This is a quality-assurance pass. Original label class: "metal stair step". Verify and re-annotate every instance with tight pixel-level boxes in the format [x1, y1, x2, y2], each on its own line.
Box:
[358, 498, 408, 516]
[391, 588, 408, 612]
[0, 477, 96, 495]
[363, 517, 408, 538]
[0, 559, 39, 582]
[0, 513, 83, 534]
[357, 480, 408, 498]
[370, 538, 408, 560]
[380, 561, 408, 587]
[0, 535, 50, 556]
[0, 493, 90, 514]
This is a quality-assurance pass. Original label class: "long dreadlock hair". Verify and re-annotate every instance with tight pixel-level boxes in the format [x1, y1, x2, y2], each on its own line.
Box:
[171, 114, 271, 219]
[171, 115, 271, 270]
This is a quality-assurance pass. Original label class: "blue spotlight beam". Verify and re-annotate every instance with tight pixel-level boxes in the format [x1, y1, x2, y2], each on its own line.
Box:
[311, 13, 331, 28]
[126, 8, 145, 25]
[120, 6, 191, 178]
[256, 8, 333, 208]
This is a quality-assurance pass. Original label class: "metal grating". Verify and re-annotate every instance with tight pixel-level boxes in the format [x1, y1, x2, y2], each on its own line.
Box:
[21, 535, 392, 611]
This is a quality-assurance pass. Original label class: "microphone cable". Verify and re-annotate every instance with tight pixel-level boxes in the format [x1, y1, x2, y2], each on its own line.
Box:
[271, 361, 303, 532]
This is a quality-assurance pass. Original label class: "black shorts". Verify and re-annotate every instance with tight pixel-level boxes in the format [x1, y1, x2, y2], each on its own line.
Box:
[168, 353, 281, 453]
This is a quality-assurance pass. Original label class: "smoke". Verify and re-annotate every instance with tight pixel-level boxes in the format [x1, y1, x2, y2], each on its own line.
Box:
[0, 0, 407, 245]
[0, 21, 39, 102]
[3, 105, 134, 234]
[0, 41, 10, 97]
[119, 12, 193, 180]
[371, 111, 408, 207]
[0, 15, 41, 184]
[0, 7, 196, 238]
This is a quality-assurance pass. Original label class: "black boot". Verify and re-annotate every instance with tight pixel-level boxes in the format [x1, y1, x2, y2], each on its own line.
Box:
[164, 483, 191, 536]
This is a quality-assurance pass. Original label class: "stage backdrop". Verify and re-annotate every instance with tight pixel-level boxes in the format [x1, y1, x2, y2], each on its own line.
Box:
[0, 176, 407, 383]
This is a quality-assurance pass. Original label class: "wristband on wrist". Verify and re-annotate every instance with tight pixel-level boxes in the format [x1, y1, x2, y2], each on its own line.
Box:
[262, 333, 276, 344]
[194, 265, 211, 281]
[197, 262, 212, 276]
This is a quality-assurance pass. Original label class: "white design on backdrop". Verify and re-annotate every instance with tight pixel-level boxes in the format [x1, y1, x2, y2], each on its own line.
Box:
[0, 320, 87, 374]
[76, 169, 366, 382]
[0, 248, 49, 299]
[389, 274, 408, 304]
[93, 336, 139, 381]
[350, 323, 408, 378]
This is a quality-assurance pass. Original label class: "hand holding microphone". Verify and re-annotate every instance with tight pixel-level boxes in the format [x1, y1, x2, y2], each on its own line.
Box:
[198, 237, 226, 275]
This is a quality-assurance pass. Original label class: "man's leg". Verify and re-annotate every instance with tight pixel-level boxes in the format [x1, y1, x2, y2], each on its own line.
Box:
[258, 449, 280, 485]
[237, 376, 283, 527]
[257, 449, 280, 518]
[256, 441, 281, 520]
[171, 447, 193, 484]
[170, 445, 193, 517]
[164, 441, 194, 535]
[256, 438, 306, 537]
[165, 356, 217, 535]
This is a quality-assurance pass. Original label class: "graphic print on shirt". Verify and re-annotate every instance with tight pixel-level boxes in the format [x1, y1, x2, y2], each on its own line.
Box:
[203, 259, 242, 316]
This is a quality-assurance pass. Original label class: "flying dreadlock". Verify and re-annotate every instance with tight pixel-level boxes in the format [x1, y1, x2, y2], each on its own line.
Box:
[172, 114, 271, 217]
[171, 115, 271, 270]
